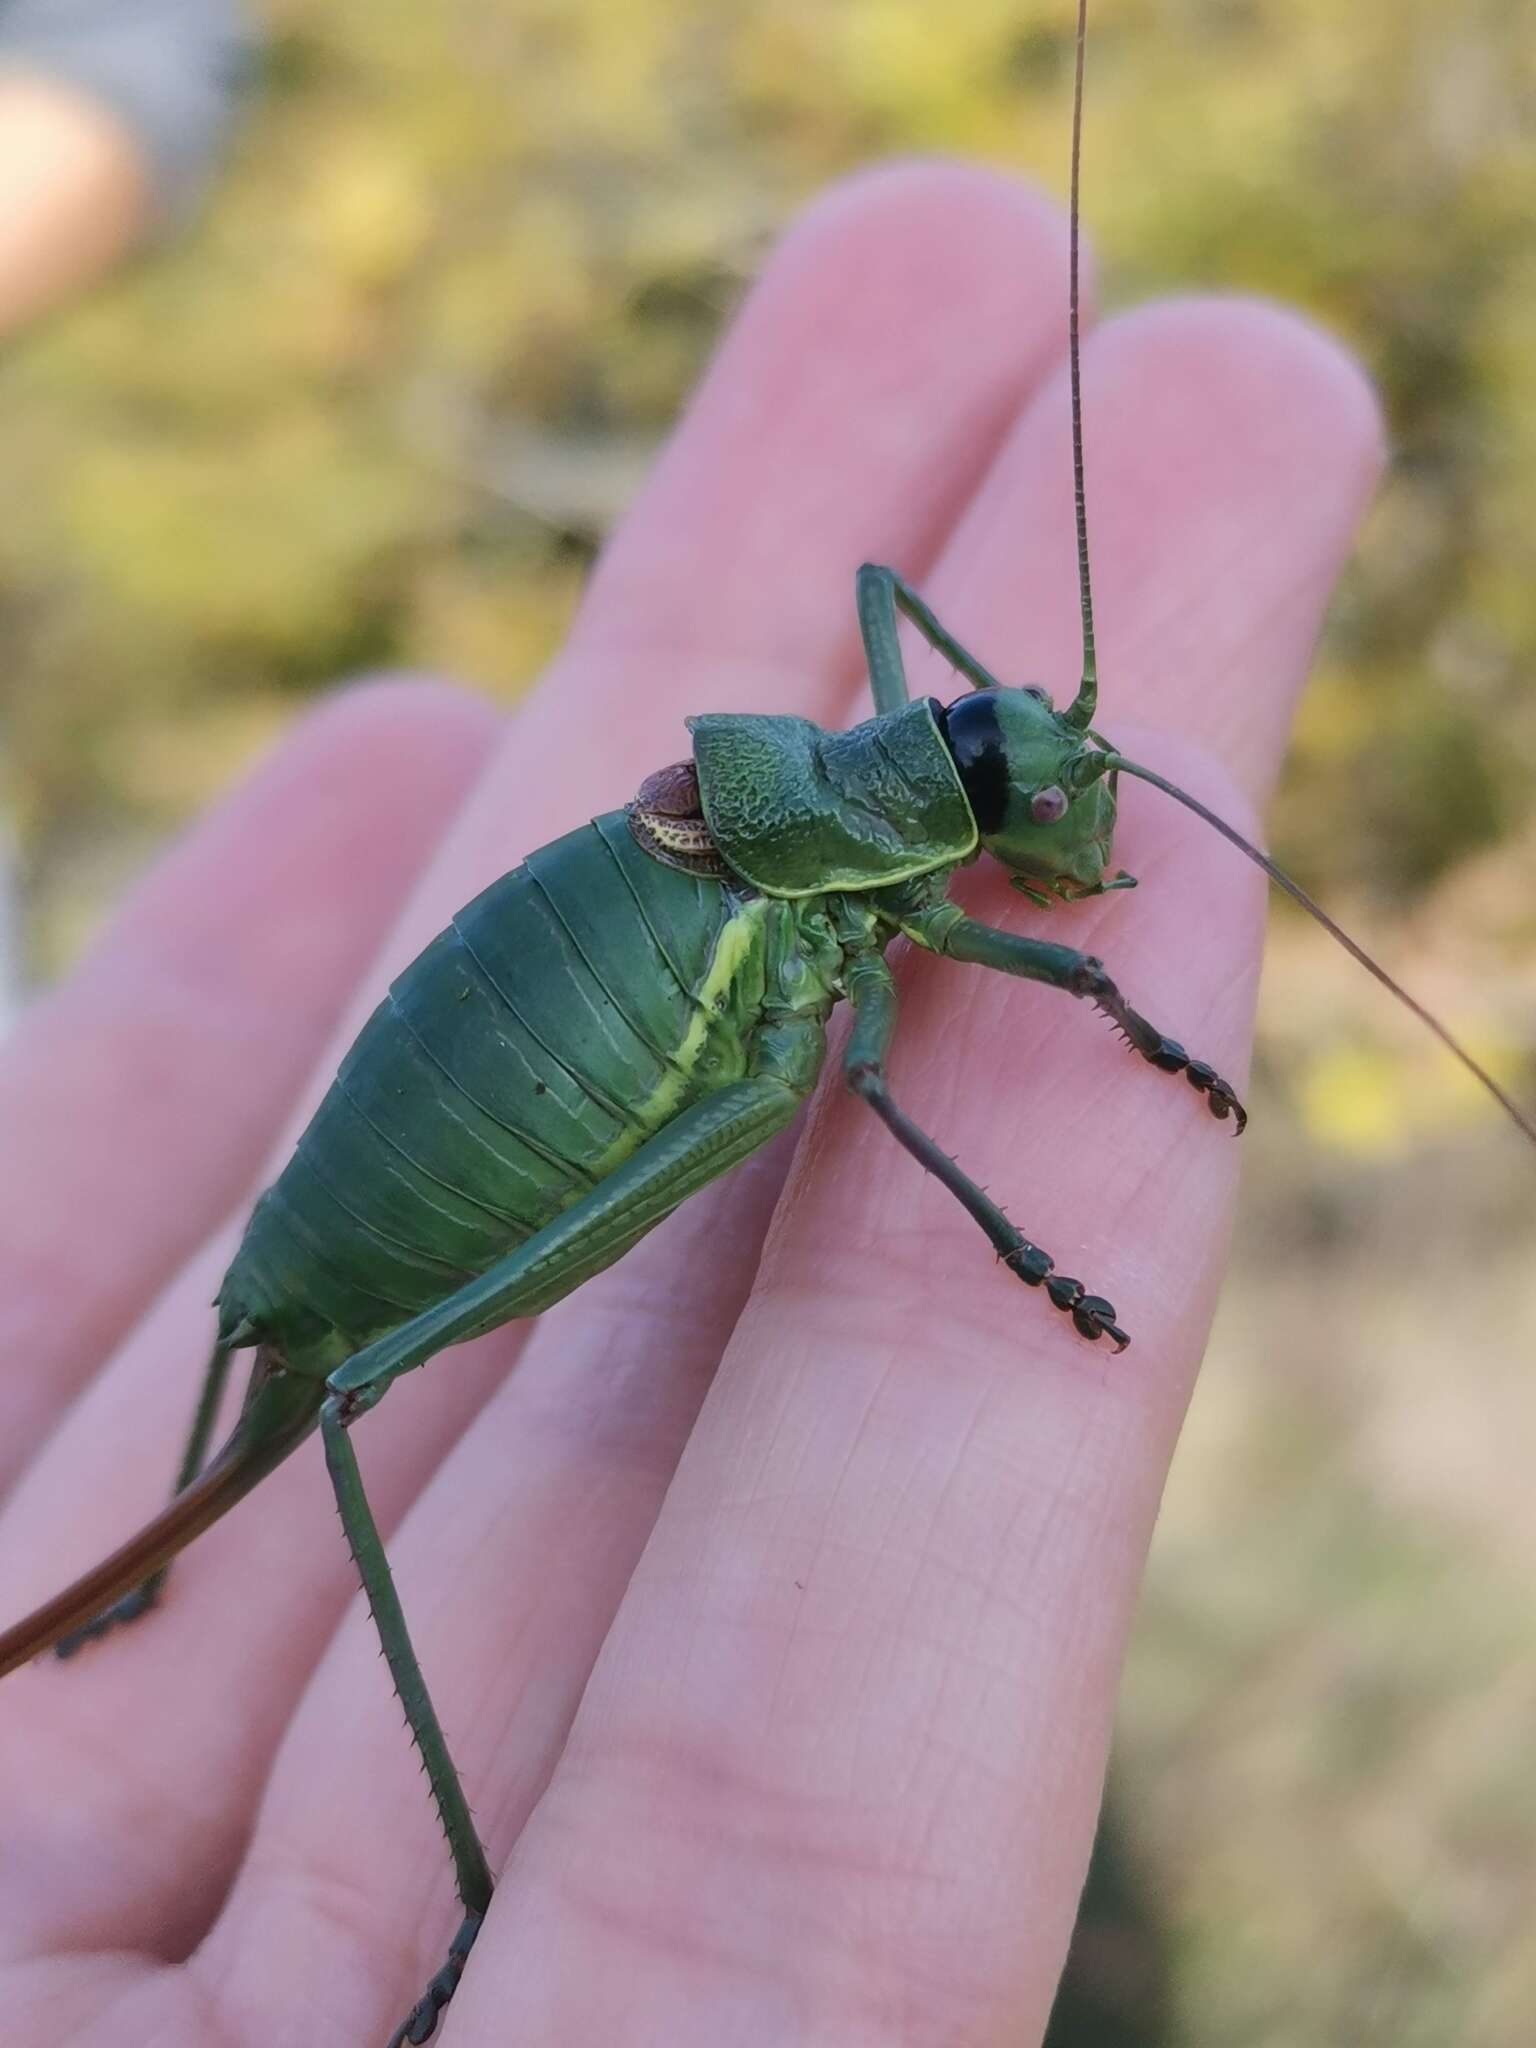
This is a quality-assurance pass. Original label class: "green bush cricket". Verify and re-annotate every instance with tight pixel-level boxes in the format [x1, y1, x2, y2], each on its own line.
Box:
[3, 7, 1533, 2044]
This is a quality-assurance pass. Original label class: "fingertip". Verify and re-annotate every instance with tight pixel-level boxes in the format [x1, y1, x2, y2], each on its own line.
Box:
[1090, 291, 1386, 517]
[69, 666, 503, 1062]
[1090, 296, 1385, 804]
[576, 159, 1086, 677]
[254, 672, 503, 805]
[775, 155, 1076, 304]
[903, 284, 1386, 812]
[98, 674, 500, 960]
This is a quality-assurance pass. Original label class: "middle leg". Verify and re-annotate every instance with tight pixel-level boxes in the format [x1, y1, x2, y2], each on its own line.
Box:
[841, 949, 1128, 1349]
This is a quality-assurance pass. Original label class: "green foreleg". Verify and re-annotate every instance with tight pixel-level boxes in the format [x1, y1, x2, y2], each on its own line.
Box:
[842, 950, 1128, 1348]
[903, 907, 1248, 1130]
[856, 563, 1006, 716]
[321, 1398, 493, 2048]
[55, 1337, 239, 1656]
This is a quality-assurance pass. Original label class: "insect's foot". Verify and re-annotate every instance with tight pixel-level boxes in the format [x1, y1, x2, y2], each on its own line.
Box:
[1072, 1293, 1130, 1349]
[1082, 975, 1248, 1134]
[1003, 1243, 1129, 1351]
[386, 1909, 484, 2048]
[1143, 1036, 1248, 1134]
[54, 1579, 163, 1659]
[1046, 1273, 1130, 1352]
[1187, 1059, 1247, 1132]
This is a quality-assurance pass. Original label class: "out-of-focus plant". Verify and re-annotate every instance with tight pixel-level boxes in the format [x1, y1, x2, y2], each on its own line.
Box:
[2, 0, 1533, 994]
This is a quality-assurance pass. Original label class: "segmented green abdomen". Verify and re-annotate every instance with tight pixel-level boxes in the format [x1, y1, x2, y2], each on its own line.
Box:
[220, 811, 763, 1374]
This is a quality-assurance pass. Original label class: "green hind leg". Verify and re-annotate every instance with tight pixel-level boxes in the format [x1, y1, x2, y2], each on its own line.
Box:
[55, 1337, 238, 1657]
[856, 563, 1006, 715]
[322, 1402, 492, 2048]
[321, 1073, 806, 2044]
[843, 949, 1129, 1348]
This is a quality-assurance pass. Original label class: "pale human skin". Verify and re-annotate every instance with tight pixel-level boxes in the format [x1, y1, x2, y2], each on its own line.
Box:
[0, 165, 1380, 2043]
[0, 74, 152, 335]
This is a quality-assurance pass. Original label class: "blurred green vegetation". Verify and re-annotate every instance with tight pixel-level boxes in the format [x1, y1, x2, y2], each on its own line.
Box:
[4, 0, 1536, 994]
[1, 2, 1533, 2041]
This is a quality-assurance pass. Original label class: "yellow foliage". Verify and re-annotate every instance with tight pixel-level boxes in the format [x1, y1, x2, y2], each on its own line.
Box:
[1296, 1043, 1405, 1155]
[302, 139, 432, 286]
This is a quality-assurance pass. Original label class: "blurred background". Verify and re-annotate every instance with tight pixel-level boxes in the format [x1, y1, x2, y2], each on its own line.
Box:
[0, 0, 1532, 2040]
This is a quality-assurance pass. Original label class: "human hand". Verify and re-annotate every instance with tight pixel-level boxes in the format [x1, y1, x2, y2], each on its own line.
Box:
[0, 164, 1380, 2044]
[0, 72, 150, 335]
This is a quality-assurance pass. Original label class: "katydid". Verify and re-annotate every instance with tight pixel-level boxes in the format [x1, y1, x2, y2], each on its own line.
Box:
[2, 6, 1533, 2045]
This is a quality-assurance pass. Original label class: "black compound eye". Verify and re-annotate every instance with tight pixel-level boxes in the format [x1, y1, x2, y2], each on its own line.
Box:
[1022, 685, 1052, 706]
[1030, 784, 1068, 825]
[937, 690, 1007, 833]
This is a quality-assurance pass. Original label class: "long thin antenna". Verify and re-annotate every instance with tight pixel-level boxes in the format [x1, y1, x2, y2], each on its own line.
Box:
[1064, 0, 1098, 733]
[1103, 752, 1536, 1148]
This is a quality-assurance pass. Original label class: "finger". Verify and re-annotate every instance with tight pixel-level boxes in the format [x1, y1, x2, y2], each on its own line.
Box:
[0, 680, 498, 1487]
[0, 163, 1083, 1982]
[451, 302, 1384, 2043]
[568, 160, 1083, 684]
[912, 296, 1386, 803]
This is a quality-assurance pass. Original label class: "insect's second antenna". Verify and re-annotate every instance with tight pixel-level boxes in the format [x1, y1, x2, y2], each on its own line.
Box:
[1064, 0, 1098, 733]
[1100, 750, 1536, 1151]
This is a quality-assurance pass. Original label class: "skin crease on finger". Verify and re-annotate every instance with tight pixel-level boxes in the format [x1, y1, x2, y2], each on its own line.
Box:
[0, 172, 1386, 2048]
